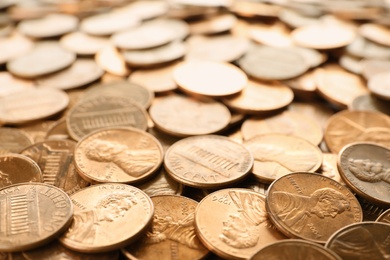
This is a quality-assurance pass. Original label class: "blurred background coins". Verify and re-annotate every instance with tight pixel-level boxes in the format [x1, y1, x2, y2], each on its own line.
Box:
[0, 127, 32, 155]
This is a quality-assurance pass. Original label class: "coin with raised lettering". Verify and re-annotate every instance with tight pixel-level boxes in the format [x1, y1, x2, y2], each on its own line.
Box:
[266, 172, 363, 244]
[376, 208, 390, 224]
[0, 127, 32, 155]
[74, 127, 163, 184]
[59, 183, 154, 253]
[0, 183, 73, 252]
[195, 188, 287, 260]
[164, 135, 253, 189]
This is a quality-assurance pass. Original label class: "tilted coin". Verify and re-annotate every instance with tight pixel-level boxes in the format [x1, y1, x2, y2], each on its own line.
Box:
[74, 127, 163, 184]
[122, 195, 209, 260]
[0, 32, 34, 65]
[349, 94, 390, 116]
[0, 127, 32, 155]
[361, 59, 390, 80]
[164, 135, 253, 189]
[283, 70, 318, 100]
[357, 196, 387, 222]
[17, 120, 57, 144]
[60, 31, 110, 56]
[319, 153, 345, 185]
[195, 188, 287, 260]
[0, 72, 35, 98]
[338, 142, 390, 207]
[229, 1, 281, 18]
[278, 8, 319, 28]
[135, 168, 183, 197]
[95, 45, 131, 77]
[249, 22, 293, 48]
[189, 13, 237, 35]
[376, 208, 390, 224]
[325, 222, 390, 259]
[0, 183, 73, 252]
[346, 36, 390, 59]
[324, 110, 390, 154]
[339, 54, 363, 75]
[266, 172, 363, 244]
[149, 94, 231, 137]
[368, 72, 390, 101]
[45, 118, 71, 140]
[359, 23, 390, 47]
[117, 0, 168, 20]
[288, 102, 335, 130]
[59, 183, 154, 253]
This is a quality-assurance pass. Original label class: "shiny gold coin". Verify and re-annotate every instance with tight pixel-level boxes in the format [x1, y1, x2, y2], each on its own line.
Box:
[324, 110, 390, 154]
[122, 195, 209, 260]
[368, 72, 390, 101]
[349, 94, 390, 116]
[164, 135, 253, 189]
[0, 32, 34, 65]
[0, 71, 35, 98]
[95, 45, 131, 76]
[60, 31, 110, 56]
[338, 142, 390, 207]
[0, 127, 32, 155]
[266, 172, 363, 244]
[149, 94, 231, 137]
[0, 183, 73, 252]
[173, 60, 247, 97]
[359, 23, 390, 47]
[376, 208, 390, 224]
[195, 188, 287, 260]
[347, 35, 390, 59]
[189, 13, 236, 35]
[244, 134, 323, 183]
[59, 183, 154, 253]
[74, 127, 163, 184]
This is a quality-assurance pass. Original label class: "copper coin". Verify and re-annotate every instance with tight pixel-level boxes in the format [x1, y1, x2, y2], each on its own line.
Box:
[349, 94, 390, 116]
[0, 154, 42, 188]
[244, 134, 322, 183]
[17, 120, 57, 144]
[338, 142, 390, 207]
[122, 195, 209, 260]
[288, 102, 335, 130]
[266, 172, 363, 244]
[0, 72, 35, 98]
[324, 110, 390, 154]
[45, 118, 71, 140]
[135, 168, 183, 197]
[117, 0, 168, 20]
[74, 127, 163, 184]
[359, 23, 390, 47]
[251, 239, 341, 260]
[325, 222, 390, 259]
[60, 31, 110, 56]
[95, 45, 131, 77]
[339, 54, 363, 75]
[149, 94, 231, 137]
[0, 87, 69, 125]
[347, 35, 390, 59]
[66, 95, 148, 141]
[283, 70, 318, 99]
[0, 127, 32, 155]
[36, 59, 103, 90]
[249, 22, 293, 48]
[7, 42, 76, 78]
[229, 1, 281, 18]
[59, 183, 154, 253]
[189, 13, 236, 35]
[319, 153, 345, 185]
[0, 183, 73, 252]
[20, 139, 89, 195]
[173, 60, 247, 97]
[195, 188, 287, 260]
[361, 59, 390, 80]
[164, 135, 253, 189]
[368, 72, 390, 101]
[376, 208, 390, 224]
[278, 8, 319, 28]
[0, 32, 34, 65]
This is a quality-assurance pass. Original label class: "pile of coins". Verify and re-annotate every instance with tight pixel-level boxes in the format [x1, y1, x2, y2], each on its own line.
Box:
[0, 0, 390, 259]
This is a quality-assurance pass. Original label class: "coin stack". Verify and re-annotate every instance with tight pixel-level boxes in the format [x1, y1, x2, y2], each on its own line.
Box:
[0, 0, 390, 259]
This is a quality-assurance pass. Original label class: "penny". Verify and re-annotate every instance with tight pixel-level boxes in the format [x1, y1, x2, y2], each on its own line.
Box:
[0, 32, 34, 65]
[338, 142, 390, 207]
[20, 139, 89, 195]
[95, 45, 131, 77]
[241, 110, 323, 146]
[325, 222, 390, 259]
[66, 95, 148, 141]
[283, 70, 318, 99]
[222, 79, 294, 116]
[173, 60, 247, 97]
[116, 0, 168, 20]
[0, 154, 42, 188]
[376, 208, 390, 224]
[324, 110, 390, 154]
[36, 59, 104, 90]
[0, 87, 69, 125]
[319, 153, 345, 185]
[278, 8, 319, 28]
[346, 36, 390, 59]
[149, 94, 231, 137]
[359, 23, 390, 47]
[288, 102, 335, 129]
[0, 183, 73, 252]
[0, 72, 35, 98]
[17, 13, 78, 38]
[350, 94, 390, 116]
[361, 59, 390, 80]
[45, 118, 71, 140]
[251, 239, 341, 260]
[59, 183, 154, 253]
[0, 127, 32, 155]
[122, 195, 209, 260]
[237, 177, 269, 196]
[7, 41, 76, 78]
[243, 134, 323, 183]
[339, 54, 363, 75]
[74, 127, 163, 184]
[60, 31, 110, 56]
[17, 120, 57, 144]
[195, 188, 287, 260]
[368, 72, 390, 101]
[164, 135, 253, 189]
[249, 22, 293, 47]
[135, 168, 183, 197]
[189, 13, 237, 35]
[229, 1, 281, 18]
[147, 127, 180, 152]
[238, 45, 309, 81]
[357, 196, 387, 222]
[266, 172, 363, 244]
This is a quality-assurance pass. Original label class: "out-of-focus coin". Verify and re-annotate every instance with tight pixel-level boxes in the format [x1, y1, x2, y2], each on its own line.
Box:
[359, 23, 390, 47]
[36, 59, 103, 90]
[346, 36, 390, 59]
[278, 8, 319, 28]
[0, 72, 35, 98]
[17, 13, 78, 38]
[0, 127, 32, 155]
[164, 135, 253, 189]
[249, 22, 293, 48]
[116, 0, 168, 20]
[7, 42, 76, 78]
[251, 239, 341, 260]
[319, 153, 345, 185]
[0, 154, 42, 188]
[135, 168, 183, 197]
[0, 32, 34, 65]
[288, 102, 335, 130]
[339, 54, 363, 75]
[149, 94, 231, 137]
[60, 31, 110, 56]
[17, 120, 57, 144]
[229, 1, 281, 18]
[222, 79, 293, 116]
[20, 139, 89, 195]
[244, 134, 322, 183]
[324, 110, 390, 154]
[189, 13, 236, 35]
[66, 95, 148, 141]
[0, 88, 69, 125]
[338, 142, 390, 207]
[95, 45, 131, 76]
[195, 188, 287, 260]
[266, 172, 362, 244]
[241, 110, 323, 145]
[325, 222, 390, 259]
[376, 208, 390, 224]
[0, 183, 73, 252]
[173, 60, 247, 97]
[361, 59, 390, 80]
[368, 72, 390, 101]
[238, 45, 309, 81]
[350, 94, 390, 115]
[74, 127, 163, 184]
[59, 183, 154, 253]
[45, 118, 70, 140]
[122, 195, 209, 260]
[283, 70, 318, 99]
